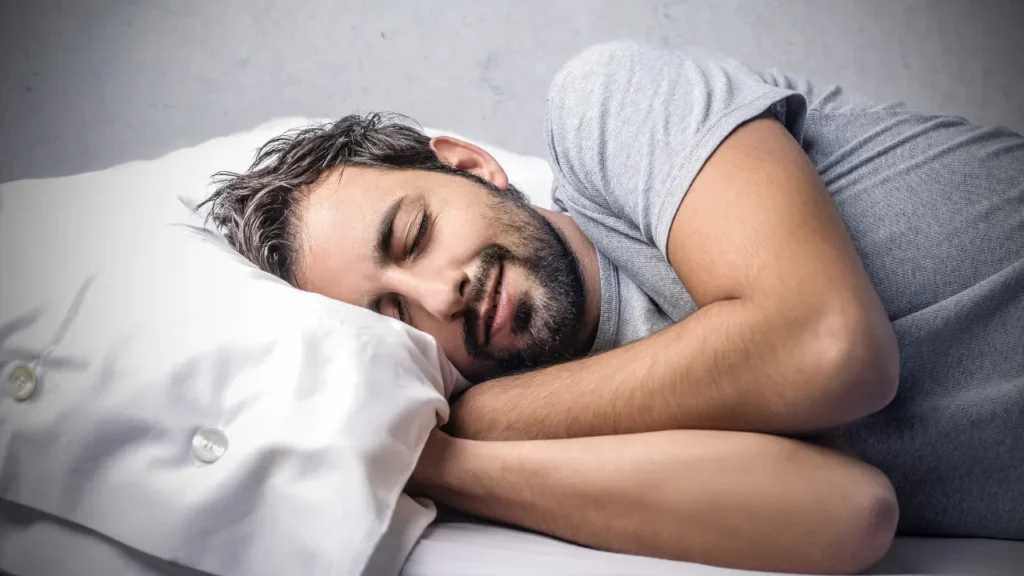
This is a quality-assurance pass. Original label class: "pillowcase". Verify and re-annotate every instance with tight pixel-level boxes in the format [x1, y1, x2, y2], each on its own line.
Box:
[0, 117, 552, 576]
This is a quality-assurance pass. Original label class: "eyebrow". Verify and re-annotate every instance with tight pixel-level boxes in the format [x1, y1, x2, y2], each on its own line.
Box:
[375, 195, 406, 267]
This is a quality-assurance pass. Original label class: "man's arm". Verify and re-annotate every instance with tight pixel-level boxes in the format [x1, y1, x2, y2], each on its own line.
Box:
[410, 428, 898, 574]
[449, 117, 899, 440]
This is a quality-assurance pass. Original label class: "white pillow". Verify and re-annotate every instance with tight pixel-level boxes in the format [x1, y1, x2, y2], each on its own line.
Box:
[0, 117, 552, 576]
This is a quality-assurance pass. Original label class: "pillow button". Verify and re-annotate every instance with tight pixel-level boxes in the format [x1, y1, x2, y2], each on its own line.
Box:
[192, 427, 229, 464]
[8, 364, 38, 402]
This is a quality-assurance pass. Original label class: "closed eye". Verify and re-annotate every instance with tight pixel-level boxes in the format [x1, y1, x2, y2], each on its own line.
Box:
[407, 209, 430, 258]
[372, 294, 410, 325]
[393, 297, 409, 324]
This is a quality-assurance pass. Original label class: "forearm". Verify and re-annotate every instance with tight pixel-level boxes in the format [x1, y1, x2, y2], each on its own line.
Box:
[451, 297, 896, 440]
[413, 429, 897, 574]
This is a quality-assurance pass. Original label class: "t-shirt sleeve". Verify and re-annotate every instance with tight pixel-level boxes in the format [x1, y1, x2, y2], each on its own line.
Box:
[544, 41, 808, 255]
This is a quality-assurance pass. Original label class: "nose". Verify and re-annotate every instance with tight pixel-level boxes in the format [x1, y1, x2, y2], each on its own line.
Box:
[405, 267, 470, 321]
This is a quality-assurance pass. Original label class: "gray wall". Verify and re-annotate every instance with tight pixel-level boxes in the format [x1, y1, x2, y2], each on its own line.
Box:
[1, 0, 1022, 183]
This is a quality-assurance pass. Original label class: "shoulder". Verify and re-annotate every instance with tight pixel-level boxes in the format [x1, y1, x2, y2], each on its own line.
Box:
[544, 41, 636, 154]
[546, 41, 697, 117]
[544, 41, 743, 157]
[543, 42, 703, 192]
[548, 40, 718, 89]
[550, 40, 654, 88]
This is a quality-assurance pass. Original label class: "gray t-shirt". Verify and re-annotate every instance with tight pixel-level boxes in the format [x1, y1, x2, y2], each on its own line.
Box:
[545, 41, 1024, 539]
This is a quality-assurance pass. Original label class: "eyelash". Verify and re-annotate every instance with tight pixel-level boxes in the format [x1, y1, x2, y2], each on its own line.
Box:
[407, 210, 430, 259]
[384, 208, 430, 325]
[393, 298, 408, 323]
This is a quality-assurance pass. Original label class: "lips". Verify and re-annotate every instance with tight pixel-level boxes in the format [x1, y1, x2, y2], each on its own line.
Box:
[491, 264, 514, 342]
[479, 262, 504, 346]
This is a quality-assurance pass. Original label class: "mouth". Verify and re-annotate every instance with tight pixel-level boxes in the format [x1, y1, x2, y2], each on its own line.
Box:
[479, 262, 505, 347]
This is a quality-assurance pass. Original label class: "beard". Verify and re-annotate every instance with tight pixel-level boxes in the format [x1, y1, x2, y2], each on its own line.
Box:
[459, 183, 587, 382]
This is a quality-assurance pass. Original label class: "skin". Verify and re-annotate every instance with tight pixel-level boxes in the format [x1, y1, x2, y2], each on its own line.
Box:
[294, 118, 901, 572]
[445, 119, 899, 441]
[296, 136, 602, 383]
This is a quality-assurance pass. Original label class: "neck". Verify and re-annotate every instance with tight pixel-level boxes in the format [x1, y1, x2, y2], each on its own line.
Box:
[538, 207, 601, 355]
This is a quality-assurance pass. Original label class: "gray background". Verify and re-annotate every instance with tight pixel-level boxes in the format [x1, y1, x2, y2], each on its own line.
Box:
[1, 0, 1022, 183]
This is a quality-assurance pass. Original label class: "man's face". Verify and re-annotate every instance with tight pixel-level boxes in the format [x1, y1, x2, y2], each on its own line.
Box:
[294, 163, 586, 383]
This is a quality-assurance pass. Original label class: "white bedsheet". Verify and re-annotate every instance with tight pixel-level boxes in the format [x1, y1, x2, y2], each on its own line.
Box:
[403, 521, 1024, 576]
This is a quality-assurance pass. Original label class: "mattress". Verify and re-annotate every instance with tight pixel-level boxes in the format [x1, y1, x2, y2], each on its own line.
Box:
[4, 492, 1023, 576]
[402, 521, 1024, 576]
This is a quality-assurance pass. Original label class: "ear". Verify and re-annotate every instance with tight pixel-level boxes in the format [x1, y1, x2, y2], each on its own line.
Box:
[429, 136, 510, 190]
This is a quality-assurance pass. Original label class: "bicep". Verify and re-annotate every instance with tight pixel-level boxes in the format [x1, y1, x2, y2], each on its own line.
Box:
[666, 116, 881, 317]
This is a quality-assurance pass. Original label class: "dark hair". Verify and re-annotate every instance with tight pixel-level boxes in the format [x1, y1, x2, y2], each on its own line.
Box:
[199, 112, 517, 285]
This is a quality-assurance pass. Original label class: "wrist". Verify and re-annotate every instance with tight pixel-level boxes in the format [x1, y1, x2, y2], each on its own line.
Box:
[410, 431, 483, 497]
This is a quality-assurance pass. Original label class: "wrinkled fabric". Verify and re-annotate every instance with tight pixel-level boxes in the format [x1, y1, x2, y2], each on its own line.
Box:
[546, 41, 1024, 538]
[0, 119, 465, 576]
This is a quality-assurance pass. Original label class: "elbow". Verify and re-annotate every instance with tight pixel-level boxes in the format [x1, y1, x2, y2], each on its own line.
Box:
[836, 470, 900, 574]
[812, 305, 900, 422]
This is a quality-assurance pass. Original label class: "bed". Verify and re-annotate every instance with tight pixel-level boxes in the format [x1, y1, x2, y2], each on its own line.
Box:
[406, 520, 1024, 576]
[2, 118, 1021, 576]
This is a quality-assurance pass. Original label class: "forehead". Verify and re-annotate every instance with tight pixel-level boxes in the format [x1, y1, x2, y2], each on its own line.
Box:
[294, 165, 409, 302]
[301, 165, 408, 242]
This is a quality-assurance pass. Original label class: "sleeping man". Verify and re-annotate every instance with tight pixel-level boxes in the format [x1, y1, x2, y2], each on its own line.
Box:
[201, 42, 1023, 573]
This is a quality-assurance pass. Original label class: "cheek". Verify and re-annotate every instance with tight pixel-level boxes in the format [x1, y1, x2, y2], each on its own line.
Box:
[438, 334, 489, 382]
[439, 207, 503, 253]
[416, 315, 473, 370]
